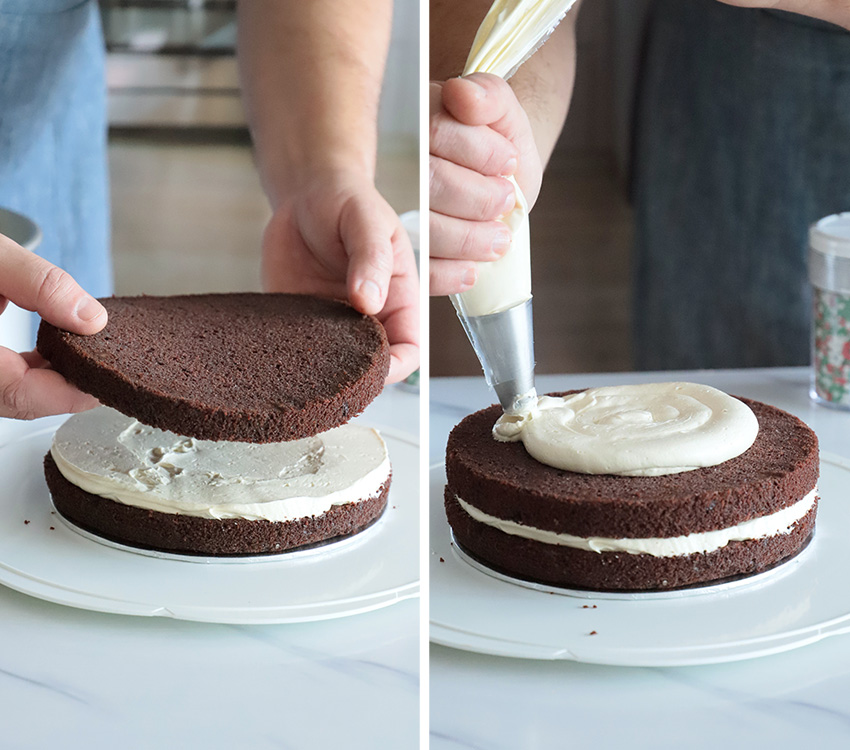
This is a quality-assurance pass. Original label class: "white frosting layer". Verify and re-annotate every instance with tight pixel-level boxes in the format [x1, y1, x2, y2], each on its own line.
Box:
[456, 488, 817, 557]
[493, 382, 760, 476]
[50, 407, 390, 522]
[453, 1, 578, 317]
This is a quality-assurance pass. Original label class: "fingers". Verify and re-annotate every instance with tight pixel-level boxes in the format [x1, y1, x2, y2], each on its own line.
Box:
[386, 341, 419, 385]
[438, 74, 542, 208]
[0, 234, 107, 335]
[430, 211, 511, 263]
[429, 74, 528, 301]
[430, 258, 477, 297]
[0, 347, 99, 420]
[430, 156, 515, 221]
[0, 235, 105, 420]
[431, 83, 518, 177]
[339, 195, 395, 315]
[442, 73, 528, 140]
[430, 79, 518, 226]
[378, 231, 420, 384]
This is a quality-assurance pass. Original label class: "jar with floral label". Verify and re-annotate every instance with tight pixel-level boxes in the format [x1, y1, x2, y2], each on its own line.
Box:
[809, 213, 850, 409]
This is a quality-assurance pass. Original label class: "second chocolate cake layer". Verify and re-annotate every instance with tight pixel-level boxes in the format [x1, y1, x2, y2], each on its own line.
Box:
[37, 293, 390, 442]
[446, 395, 818, 539]
[45, 452, 390, 556]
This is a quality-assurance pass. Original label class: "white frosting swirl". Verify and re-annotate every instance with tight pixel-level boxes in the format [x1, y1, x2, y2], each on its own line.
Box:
[50, 407, 390, 522]
[493, 382, 759, 476]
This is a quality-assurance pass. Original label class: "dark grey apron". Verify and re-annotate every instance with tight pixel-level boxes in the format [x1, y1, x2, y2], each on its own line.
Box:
[632, 0, 850, 369]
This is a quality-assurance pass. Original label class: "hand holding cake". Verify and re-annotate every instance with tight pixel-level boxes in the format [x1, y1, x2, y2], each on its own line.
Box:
[238, 0, 419, 384]
[260, 174, 419, 385]
[0, 233, 106, 420]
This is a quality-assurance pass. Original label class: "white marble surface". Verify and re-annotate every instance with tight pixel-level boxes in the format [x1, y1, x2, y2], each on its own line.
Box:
[430, 368, 850, 749]
[0, 384, 419, 750]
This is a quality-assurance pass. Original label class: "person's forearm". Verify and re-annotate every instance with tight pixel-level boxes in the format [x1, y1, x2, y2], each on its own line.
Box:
[430, 0, 579, 167]
[237, 0, 393, 207]
[718, 0, 850, 30]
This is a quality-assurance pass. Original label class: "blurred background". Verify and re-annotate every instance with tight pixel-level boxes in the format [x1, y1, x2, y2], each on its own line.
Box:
[100, 0, 418, 295]
[430, 0, 650, 377]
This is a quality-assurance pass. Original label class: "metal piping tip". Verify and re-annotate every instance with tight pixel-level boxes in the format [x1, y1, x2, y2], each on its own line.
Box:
[452, 297, 537, 413]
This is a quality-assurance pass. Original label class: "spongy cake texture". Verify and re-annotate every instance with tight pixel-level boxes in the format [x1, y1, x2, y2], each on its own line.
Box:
[445, 393, 819, 591]
[44, 452, 391, 556]
[37, 293, 390, 442]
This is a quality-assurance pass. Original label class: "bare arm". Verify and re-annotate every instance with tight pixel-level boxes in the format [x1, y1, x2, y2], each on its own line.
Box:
[238, 0, 390, 203]
[718, 0, 850, 30]
[237, 0, 419, 383]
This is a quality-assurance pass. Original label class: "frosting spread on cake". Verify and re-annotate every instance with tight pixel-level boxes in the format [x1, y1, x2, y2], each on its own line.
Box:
[455, 488, 817, 557]
[492, 382, 760, 476]
[50, 407, 390, 522]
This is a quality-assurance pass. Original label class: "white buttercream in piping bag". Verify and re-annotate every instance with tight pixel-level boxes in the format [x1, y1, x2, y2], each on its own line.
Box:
[465, 0, 581, 79]
[453, 179, 531, 317]
[50, 407, 390, 522]
[493, 382, 760, 476]
[452, 0, 579, 317]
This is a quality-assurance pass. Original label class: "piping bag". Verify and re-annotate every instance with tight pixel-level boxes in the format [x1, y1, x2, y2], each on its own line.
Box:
[451, 0, 579, 414]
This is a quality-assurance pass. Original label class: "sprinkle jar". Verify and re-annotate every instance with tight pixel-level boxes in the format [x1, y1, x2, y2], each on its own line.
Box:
[809, 213, 850, 409]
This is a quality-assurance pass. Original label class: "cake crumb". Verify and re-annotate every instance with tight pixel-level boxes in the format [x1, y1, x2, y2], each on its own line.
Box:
[23, 520, 29, 525]
[589, 630, 598, 636]
[439, 557, 445, 563]
[49, 526, 55, 531]
[581, 604, 599, 609]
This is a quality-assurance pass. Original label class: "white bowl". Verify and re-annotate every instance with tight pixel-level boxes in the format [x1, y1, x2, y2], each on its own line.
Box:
[0, 207, 43, 352]
[0, 207, 42, 252]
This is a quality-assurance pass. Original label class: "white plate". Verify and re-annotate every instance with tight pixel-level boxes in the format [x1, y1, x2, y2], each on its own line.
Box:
[0, 417, 419, 623]
[430, 453, 850, 666]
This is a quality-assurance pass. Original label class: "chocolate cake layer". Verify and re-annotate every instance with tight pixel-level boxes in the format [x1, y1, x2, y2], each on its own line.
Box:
[37, 293, 389, 442]
[446, 491, 817, 591]
[446, 394, 818, 539]
[45, 452, 390, 556]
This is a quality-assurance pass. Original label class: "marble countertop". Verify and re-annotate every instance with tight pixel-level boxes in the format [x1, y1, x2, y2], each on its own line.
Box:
[430, 368, 850, 749]
[0, 384, 419, 750]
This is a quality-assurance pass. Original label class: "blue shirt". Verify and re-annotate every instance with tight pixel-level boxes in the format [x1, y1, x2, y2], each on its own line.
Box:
[0, 0, 113, 343]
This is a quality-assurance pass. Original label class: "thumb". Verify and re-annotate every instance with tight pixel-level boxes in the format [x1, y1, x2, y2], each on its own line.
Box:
[0, 234, 107, 335]
[442, 73, 527, 142]
[340, 196, 395, 316]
